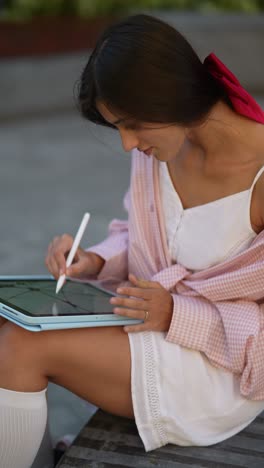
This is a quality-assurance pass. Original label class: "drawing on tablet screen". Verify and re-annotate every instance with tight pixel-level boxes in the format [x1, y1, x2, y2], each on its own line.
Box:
[0, 280, 113, 316]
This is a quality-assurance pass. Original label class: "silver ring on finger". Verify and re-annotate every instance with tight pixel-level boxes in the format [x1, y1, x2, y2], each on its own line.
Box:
[144, 310, 149, 322]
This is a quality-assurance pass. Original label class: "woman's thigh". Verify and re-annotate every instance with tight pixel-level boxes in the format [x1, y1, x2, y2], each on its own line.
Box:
[0, 322, 133, 418]
[0, 317, 7, 327]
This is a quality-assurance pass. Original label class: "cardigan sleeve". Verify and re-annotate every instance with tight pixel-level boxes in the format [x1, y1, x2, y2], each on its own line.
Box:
[167, 295, 224, 355]
[166, 293, 264, 400]
[86, 190, 130, 281]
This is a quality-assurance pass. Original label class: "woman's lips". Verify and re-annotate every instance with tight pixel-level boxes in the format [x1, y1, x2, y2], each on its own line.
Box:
[142, 147, 153, 156]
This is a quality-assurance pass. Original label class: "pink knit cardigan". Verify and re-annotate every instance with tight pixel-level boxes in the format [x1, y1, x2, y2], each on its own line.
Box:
[88, 149, 264, 401]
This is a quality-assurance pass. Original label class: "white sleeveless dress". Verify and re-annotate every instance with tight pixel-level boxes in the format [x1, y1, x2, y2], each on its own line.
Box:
[128, 164, 264, 452]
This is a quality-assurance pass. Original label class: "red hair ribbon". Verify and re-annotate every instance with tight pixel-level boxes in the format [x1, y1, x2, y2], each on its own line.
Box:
[204, 53, 264, 124]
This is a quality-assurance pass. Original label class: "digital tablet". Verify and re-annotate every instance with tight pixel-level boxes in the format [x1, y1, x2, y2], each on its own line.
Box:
[0, 275, 142, 331]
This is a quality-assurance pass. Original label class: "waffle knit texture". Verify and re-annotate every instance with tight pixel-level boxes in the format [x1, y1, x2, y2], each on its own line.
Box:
[0, 387, 47, 468]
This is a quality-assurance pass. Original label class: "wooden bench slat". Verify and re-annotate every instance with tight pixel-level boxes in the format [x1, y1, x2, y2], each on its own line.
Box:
[72, 430, 264, 466]
[58, 447, 205, 468]
[56, 409, 264, 468]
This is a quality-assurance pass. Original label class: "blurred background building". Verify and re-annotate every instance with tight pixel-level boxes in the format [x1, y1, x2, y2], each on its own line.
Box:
[0, 1, 264, 467]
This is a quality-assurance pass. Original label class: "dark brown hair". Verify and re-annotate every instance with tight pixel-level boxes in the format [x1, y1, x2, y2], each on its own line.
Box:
[78, 14, 232, 129]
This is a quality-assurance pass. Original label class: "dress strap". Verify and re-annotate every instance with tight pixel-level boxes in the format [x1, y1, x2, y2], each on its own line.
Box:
[249, 166, 264, 195]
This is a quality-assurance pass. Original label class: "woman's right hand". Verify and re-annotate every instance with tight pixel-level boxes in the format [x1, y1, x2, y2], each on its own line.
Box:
[45, 233, 105, 280]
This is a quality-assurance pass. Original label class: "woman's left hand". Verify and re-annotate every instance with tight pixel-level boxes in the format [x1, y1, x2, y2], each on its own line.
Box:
[110, 273, 173, 333]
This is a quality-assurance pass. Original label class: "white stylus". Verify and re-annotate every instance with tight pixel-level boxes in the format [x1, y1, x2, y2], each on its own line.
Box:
[56, 212, 91, 294]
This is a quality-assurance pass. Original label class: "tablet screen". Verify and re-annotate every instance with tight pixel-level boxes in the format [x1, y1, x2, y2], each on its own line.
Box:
[0, 279, 114, 316]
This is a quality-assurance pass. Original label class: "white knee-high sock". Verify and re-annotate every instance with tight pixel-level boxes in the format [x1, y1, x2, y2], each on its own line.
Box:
[0, 387, 48, 468]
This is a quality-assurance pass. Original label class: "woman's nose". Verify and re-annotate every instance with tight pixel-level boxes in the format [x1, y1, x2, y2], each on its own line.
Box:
[119, 128, 139, 152]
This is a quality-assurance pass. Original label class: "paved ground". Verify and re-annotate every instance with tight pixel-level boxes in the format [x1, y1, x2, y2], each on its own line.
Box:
[0, 112, 130, 274]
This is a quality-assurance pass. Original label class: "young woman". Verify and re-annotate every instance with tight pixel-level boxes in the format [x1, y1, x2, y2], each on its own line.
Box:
[1, 14, 264, 468]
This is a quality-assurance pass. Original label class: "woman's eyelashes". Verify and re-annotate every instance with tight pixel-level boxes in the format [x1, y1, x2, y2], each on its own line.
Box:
[122, 122, 141, 131]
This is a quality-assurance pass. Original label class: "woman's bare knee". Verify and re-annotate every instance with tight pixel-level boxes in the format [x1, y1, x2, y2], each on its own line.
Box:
[0, 322, 47, 391]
